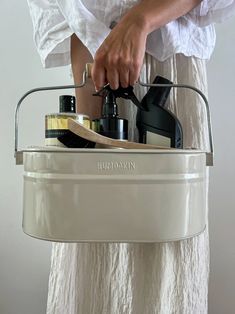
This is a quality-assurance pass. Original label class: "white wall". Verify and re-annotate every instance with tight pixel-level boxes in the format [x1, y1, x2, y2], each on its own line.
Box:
[0, 1, 71, 314]
[0, 1, 234, 313]
[207, 20, 235, 314]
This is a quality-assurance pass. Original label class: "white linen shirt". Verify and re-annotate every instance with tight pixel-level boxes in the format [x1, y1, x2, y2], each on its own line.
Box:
[27, 0, 235, 68]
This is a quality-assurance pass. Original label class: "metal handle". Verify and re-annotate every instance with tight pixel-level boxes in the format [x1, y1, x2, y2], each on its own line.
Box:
[14, 65, 214, 166]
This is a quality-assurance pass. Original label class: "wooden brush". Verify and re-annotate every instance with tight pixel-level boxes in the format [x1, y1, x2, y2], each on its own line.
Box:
[66, 119, 174, 150]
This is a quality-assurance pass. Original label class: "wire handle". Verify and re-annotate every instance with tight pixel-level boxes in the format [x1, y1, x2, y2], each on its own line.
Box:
[14, 63, 214, 166]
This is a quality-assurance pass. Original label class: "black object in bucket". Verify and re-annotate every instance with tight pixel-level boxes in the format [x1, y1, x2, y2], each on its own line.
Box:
[58, 130, 95, 148]
[136, 76, 183, 148]
[93, 88, 128, 140]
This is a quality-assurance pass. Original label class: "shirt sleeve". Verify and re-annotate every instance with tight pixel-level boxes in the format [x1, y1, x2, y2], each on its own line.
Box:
[185, 0, 235, 27]
[27, 0, 110, 68]
[27, 0, 74, 68]
[56, 0, 110, 61]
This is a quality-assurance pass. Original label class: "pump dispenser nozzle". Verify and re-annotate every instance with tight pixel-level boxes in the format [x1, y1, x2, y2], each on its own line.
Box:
[92, 88, 128, 140]
[102, 90, 118, 118]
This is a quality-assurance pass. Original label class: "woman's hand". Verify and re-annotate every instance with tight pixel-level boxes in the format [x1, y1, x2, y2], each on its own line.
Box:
[91, 10, 148, 91]
[91, 0, 202, 91]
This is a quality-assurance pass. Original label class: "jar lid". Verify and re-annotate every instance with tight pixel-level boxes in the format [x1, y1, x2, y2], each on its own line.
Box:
[59, 95, 76, 113]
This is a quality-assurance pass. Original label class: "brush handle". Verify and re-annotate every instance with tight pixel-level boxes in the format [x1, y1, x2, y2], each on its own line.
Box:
[68, 119, 175, 150]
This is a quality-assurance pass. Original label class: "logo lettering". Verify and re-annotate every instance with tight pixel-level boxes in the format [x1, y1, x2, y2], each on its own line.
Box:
[97, 161, 136, 171]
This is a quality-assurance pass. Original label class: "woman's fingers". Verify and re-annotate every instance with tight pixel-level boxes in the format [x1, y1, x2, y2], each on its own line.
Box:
[106, 68, 119, 90]
[91, 59, 106, 91]
[92, 57, 139, 90]
[119, 59, 130, 88]
[129, 60, 142, 86]
[92, 53, 143, 90]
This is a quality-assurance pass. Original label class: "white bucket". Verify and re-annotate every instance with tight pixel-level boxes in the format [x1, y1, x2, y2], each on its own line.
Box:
[15, 76, 213, 243]
[22, 147, 207, 242]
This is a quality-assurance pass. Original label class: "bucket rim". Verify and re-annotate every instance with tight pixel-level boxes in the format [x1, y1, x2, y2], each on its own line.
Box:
[22, 145, 206, 155]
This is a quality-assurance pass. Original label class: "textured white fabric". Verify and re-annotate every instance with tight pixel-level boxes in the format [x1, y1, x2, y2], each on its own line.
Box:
[46, 53, 210, 314]
[187, 0, 235, 26]
[27, 0, 235, 67]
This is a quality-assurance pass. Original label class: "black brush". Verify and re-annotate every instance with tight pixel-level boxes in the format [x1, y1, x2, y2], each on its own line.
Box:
[57, 130, 95, 148]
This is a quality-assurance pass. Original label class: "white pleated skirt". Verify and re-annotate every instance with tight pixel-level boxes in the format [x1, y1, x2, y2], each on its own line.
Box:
[46, 53, 210, 314]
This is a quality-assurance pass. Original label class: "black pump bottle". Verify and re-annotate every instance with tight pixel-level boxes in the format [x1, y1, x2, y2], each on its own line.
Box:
[136, 76, 183, 148]
[93, 89, 128, 140]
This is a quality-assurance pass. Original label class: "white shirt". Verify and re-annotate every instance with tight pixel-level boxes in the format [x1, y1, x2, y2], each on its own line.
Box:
[27, 0, 235, 68]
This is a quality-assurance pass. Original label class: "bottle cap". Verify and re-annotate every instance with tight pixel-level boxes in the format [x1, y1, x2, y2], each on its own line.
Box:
[102, 90, 118, 117]
[59, 95, 76, 113]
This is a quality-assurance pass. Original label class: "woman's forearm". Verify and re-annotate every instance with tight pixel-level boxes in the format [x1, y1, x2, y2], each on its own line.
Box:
[125, 0, 202, 34]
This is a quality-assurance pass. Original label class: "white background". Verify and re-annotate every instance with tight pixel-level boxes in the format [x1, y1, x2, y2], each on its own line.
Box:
[0, 1, 234, 313]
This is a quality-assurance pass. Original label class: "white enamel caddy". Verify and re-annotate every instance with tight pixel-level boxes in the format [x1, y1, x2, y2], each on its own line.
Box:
[15, 66, 213, 243]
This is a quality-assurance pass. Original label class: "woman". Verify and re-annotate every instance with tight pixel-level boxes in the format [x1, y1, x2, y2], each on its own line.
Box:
[27, 1, 235, 313]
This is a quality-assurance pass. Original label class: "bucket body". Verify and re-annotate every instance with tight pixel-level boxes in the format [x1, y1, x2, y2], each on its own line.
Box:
[22, 148, 207, 242]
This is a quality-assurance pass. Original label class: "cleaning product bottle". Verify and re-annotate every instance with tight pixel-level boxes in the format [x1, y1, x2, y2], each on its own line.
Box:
[92, 89, 128, 140]
[136, 76, 183, 148]
[45, 95, 90, 146]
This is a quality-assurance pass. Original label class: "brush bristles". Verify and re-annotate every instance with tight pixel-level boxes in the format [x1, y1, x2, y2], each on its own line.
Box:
[57, 131, 95, 148]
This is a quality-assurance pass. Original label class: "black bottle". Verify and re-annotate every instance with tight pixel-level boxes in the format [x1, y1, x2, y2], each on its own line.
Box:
[136, 76, 183, 148]
[46, 95, 91, 147]
[93, 89, 128, 140]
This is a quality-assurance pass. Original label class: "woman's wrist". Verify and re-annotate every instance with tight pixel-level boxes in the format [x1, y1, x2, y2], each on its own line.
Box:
[123, 3, 161, 35]
[124, 0, 202, 34]
[118, 5, 151, 36]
